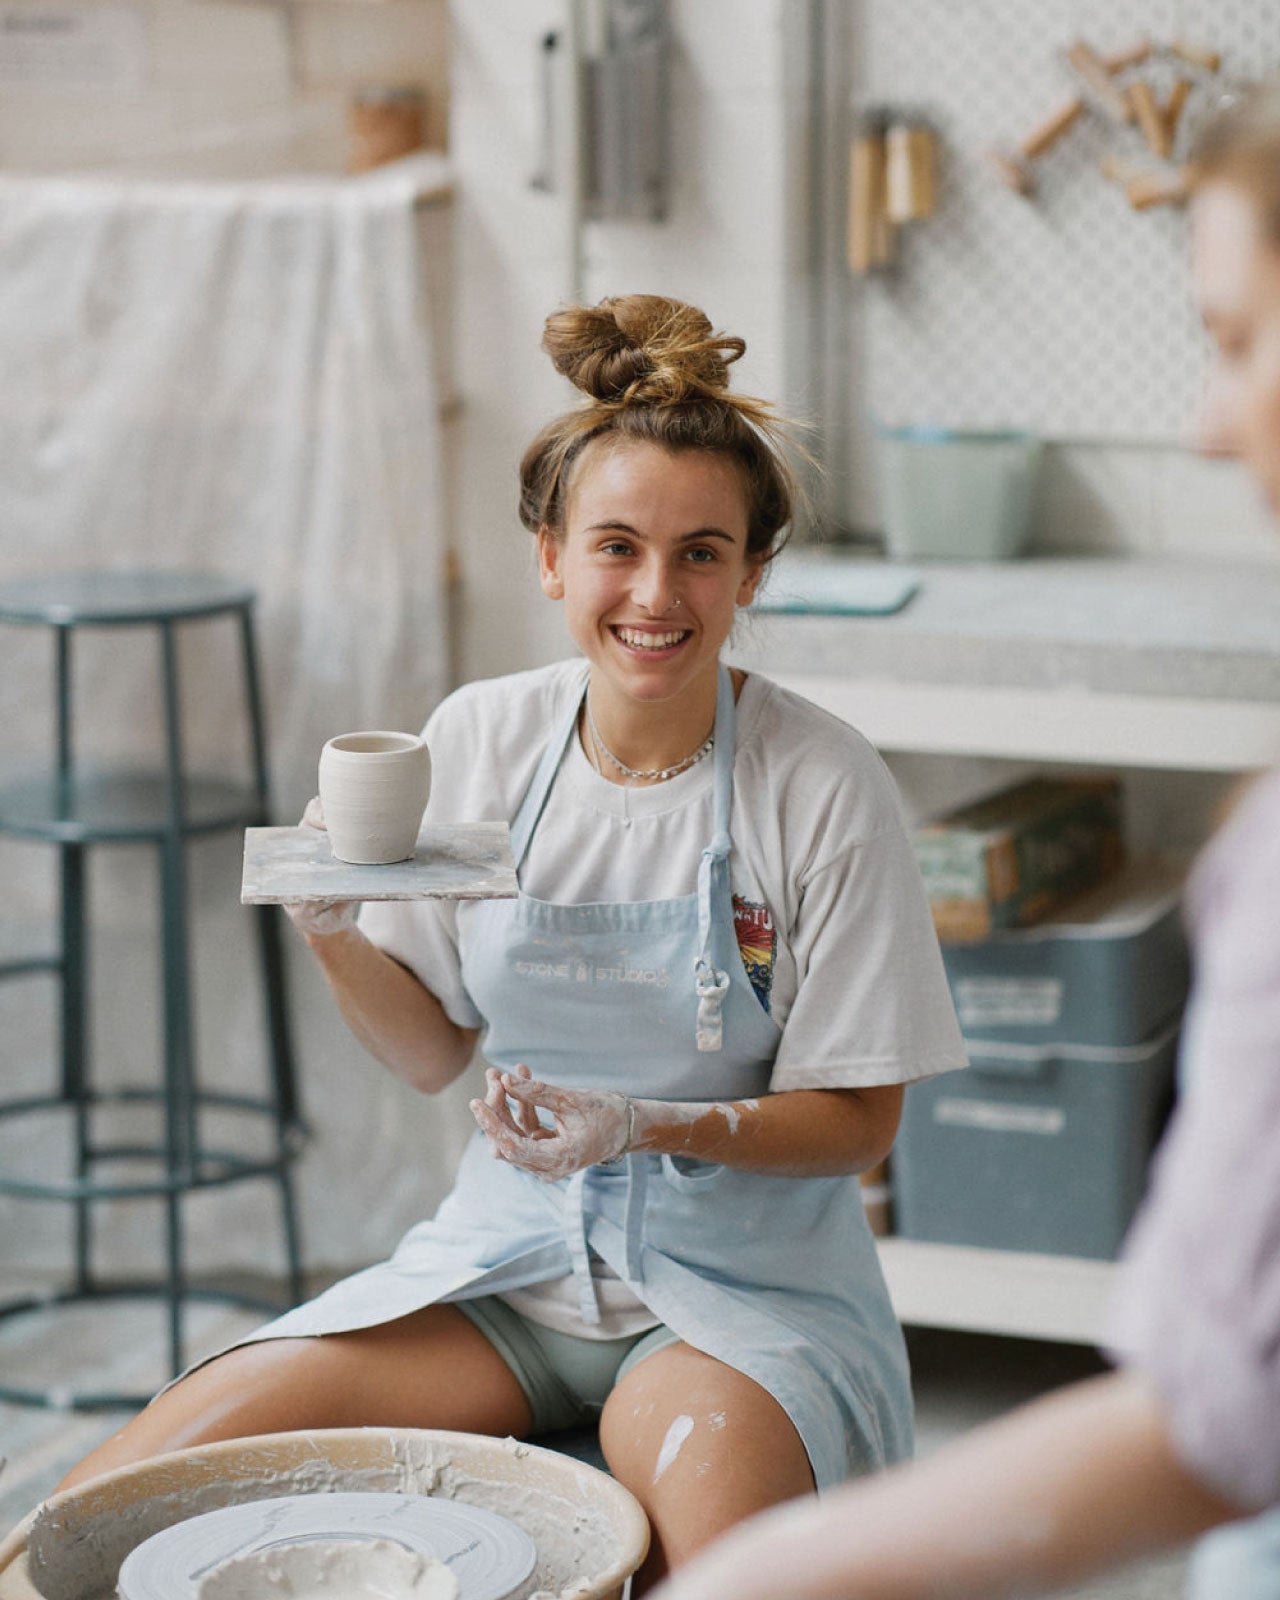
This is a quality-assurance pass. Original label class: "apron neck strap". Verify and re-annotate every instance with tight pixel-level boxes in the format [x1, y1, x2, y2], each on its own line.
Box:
[709, 661, 735, 855]
[508, 661, 738, 871]
[509, 665, 590, 868]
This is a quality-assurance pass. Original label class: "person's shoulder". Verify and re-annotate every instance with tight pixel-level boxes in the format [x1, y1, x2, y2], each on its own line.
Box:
[427, 659, 586, 740]
[736, 673, 906, 842]
[1190, 765, 1280, 991]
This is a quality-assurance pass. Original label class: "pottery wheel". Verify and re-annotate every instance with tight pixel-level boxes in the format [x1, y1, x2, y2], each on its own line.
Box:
[115, 1492, 539, 1600]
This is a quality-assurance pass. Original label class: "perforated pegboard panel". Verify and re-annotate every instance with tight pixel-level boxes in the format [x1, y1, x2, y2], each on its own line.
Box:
[862, 1, 1280, 441]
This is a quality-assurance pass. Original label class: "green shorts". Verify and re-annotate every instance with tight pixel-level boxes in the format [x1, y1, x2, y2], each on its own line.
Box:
[455, 1295, 681, 1434]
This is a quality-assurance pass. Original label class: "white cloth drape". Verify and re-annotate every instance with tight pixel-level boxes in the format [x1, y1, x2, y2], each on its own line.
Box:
[0, 156, 470, 1280]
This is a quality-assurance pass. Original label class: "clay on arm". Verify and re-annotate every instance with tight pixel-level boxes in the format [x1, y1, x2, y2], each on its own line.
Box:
[483, 1077, 900, 1180]
[654, 1369, 1243, 1600]
[304, 925, 479, 1094]
[626, 1084, 902, 1177]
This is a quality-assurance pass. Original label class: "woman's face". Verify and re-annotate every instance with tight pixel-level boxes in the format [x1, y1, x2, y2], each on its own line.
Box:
[538, 437, 762, 711]
[1194, 179, 1280, 514]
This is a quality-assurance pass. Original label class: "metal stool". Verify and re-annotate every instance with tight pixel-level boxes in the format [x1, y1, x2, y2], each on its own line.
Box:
[0, 571, 305, 1409]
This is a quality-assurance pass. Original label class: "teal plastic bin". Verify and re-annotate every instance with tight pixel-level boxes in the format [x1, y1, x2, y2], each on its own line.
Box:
[893, 1022, 1179, 1260]
[877, 427, 1043, 561]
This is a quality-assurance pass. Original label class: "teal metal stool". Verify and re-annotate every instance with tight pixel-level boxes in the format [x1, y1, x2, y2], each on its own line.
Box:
[0, 571, 306, 1409]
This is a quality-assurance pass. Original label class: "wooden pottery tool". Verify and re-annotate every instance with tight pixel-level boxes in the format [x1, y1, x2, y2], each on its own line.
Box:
[1126, 166, 1191, 211]
[885, 120, 937, 222]
[1163, 78, 1194, 145]
[1171, 39, 1221, 73]
[986, 147, 1035, 197]
[1066, 39, 1135, 124]
[1102, 37, 1151, 73]
[1018, 95, 1084, 159]
[1099, 153, 1147, 190]
[849, 111, 895, 271]
[1130, 80, 1172, 159]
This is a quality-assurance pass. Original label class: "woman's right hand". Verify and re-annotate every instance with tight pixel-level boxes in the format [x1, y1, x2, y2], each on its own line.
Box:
[283, 796, 362, 938]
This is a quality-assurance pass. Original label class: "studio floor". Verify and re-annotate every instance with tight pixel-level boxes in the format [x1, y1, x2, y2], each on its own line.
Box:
[0, 1277, 1188, 1597]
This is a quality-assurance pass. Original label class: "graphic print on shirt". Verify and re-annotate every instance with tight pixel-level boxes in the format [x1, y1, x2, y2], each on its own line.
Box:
[733, 896, 776, 1012]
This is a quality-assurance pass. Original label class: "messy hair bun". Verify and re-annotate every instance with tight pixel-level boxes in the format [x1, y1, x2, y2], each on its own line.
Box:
[541, 295, 746, 406]
[519, 293, 805, 563]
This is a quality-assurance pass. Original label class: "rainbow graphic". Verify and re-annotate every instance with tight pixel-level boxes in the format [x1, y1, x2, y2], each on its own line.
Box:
[733, 897, 777, 1013]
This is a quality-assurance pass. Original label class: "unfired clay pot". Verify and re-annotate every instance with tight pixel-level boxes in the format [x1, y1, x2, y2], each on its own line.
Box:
[318, 731, 431, 864]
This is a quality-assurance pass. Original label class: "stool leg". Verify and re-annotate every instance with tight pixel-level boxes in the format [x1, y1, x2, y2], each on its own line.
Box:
[59, 842, 93, 1294]
[254, 904, 306, 1305]
[54, 624, 95, 1294]
[240, 603, 306, 1306]
[160, 620, 195, 1376]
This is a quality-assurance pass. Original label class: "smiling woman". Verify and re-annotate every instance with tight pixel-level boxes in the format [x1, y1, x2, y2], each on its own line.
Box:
[56, 295, 968, 1596]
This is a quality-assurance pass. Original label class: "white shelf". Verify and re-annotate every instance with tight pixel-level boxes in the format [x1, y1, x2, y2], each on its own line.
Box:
[772, 675, 1280, 771]
[876, 1239, 1117, 1346]
[739, 559, 1280, 1342]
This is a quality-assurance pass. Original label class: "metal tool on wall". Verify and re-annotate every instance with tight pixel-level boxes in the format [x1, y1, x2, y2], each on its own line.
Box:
[527, 2, 668, 303]
[578, 0, 670, 223]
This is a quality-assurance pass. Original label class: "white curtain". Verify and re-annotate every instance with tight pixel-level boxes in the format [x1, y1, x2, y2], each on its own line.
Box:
[0, 160, 472, 1283]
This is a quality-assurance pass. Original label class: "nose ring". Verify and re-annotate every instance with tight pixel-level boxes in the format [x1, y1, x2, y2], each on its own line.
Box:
[672, 598, 682, 609]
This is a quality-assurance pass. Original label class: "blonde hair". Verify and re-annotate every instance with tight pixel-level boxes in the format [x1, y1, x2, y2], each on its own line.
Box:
[1191, 82, 1280, 240]
[518, 294, 803, 562]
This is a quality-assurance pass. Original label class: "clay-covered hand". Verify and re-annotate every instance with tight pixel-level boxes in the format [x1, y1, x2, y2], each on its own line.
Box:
[282, 795, 362, 939]
[470, 1065, 632, 1181]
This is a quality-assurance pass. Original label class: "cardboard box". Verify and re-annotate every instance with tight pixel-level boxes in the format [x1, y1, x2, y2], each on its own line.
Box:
[914, 777, 1124, 941]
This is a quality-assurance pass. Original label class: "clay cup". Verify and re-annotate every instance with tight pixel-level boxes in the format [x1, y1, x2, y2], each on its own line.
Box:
[318, 731, 431, 865]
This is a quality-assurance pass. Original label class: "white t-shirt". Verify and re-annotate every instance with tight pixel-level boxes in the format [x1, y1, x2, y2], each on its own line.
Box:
[360, 659, 967, 1335]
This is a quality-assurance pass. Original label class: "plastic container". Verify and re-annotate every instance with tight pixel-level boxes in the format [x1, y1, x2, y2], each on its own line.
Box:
[0, 1429, 648, 1600]
[877, 426, 1043, 561]
[893, 1022, 1179, 1260]
[940, 856, 1190, 1047]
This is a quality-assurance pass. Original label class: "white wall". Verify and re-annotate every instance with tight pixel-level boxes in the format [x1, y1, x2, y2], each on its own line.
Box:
[0, 0, 450, 171]
[448, 0, 812, 686]
[840, 0, 1280, 564]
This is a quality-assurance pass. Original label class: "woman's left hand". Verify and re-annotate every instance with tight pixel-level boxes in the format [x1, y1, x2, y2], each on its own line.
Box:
[470, 1065, 631, 1181]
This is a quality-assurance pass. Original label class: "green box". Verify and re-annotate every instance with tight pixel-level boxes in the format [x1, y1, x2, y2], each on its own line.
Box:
[914, 777, 1124, 942]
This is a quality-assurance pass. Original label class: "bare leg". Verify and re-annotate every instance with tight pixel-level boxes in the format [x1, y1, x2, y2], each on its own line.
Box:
[599, 1341, 815, 1595]
[58, 1305, 532, 1492]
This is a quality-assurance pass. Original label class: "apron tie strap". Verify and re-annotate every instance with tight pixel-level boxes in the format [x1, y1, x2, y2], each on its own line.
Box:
[694, 955, 730, 1052]
[563, 1169, 602, 1326]
[622, 1154, 648, 1283]
[694, 828, 732, 1054]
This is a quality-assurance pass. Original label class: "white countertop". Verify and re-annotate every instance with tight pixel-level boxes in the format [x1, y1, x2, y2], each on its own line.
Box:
[735, 556, 1280, 704]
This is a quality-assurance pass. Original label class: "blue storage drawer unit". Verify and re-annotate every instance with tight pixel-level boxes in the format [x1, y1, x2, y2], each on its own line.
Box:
[941, 856, 1190, 1048]
[893, 1024, 1180, 1260]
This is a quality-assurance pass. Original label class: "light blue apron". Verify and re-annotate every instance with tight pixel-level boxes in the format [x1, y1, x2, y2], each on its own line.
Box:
[239, 664, 913, 1488]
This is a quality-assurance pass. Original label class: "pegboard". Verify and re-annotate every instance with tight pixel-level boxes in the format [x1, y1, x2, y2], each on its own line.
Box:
[861, 1, 1280, 442]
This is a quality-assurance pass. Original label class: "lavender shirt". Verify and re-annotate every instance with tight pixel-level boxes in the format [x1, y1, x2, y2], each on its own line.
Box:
[1108, 767, 1280, 1510]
